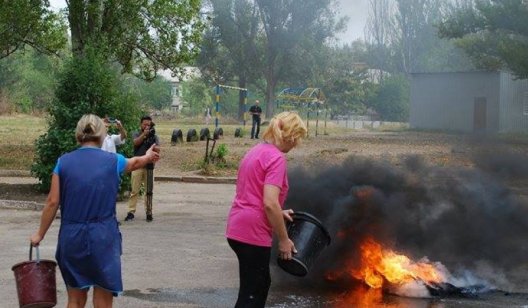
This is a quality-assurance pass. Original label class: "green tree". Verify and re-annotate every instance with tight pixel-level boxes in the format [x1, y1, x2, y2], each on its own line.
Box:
[365, 0, 395, 81]
[67, 0, 205, 79]
[0, 50, 61, 113]
[438, 0, 528, 78]
[370, 74, 409, 121]
[0, 0, 67, 59]
[125, 76, 173, 110]
[202, 0, 262, 120]
[255, 0, 345, 117]
[200, 0, 346, 119]
[31, 50, 141, 190]
[180, 78, 214, 115]
[317, 44, 378, 117]
[27, 0, 205, 190]
[364, 0, 474, 75]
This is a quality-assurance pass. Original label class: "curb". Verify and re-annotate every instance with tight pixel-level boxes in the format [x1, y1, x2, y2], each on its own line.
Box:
[0, 174, 236, 211]
[0, 200, 43, 211]
[0, 170, 237, 184]
[0, 170, 31, 177]
[156, 176, 236, 184]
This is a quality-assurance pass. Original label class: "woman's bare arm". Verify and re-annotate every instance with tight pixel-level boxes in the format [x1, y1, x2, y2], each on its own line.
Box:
[30, 174, 60, 246]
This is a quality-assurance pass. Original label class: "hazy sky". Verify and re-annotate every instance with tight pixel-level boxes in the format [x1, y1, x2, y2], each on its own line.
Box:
[49, 0, 65, 11]
[48, 0, 368, 44]
[336, 0, 369, 43]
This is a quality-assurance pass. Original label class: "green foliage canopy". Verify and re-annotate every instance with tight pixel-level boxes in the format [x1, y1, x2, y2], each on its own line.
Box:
[180, 78, 213, 115]
[67, 0, 205, 80]
[318, 44, 378, 117]
[0, 0, 67, 59]
[0, 50, 61, 112]
[125, 76, 173, 110]
[438, 0, 528, 78]
[370, 75, 409, 122]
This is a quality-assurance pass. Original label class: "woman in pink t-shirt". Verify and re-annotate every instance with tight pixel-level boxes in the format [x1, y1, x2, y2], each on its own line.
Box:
[226, 111, 307, 307]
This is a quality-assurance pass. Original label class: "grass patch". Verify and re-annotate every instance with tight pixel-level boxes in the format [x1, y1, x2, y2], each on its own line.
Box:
[0, 114, 367, 173]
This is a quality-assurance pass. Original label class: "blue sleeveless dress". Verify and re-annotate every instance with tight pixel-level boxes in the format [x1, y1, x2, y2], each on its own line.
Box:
[54, 147, 126, 295]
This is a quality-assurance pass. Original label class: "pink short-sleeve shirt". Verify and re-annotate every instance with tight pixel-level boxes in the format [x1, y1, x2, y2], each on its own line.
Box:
[226, 143, 289, 247]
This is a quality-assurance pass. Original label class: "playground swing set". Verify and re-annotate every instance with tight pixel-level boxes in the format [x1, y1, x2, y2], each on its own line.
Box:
[276, 87, 329, 137]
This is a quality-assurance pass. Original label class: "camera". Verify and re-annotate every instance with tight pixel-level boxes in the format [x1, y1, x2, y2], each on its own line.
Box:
[147, 123, 156, 138]
[145, 123, 157, 145]
[108, 117, 117, 123]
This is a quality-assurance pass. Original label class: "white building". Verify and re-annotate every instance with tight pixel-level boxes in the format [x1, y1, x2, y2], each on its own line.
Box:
[158, 67, 201, 112]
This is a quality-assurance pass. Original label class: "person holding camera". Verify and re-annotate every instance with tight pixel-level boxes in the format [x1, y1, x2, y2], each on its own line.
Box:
[125, 115, 160, 222]
[101, 117, 127, 153]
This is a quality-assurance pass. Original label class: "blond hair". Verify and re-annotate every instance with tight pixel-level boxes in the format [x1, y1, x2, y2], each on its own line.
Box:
[262, 111, 307, 148]
[75, 114, 106, 145]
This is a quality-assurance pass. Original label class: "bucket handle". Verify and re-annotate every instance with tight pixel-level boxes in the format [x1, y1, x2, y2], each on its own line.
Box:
[29, 244, 41, 264]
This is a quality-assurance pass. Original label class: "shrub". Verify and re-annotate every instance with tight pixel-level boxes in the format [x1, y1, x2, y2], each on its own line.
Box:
[31, 50, 141, 191]
[370, 75, 410, 122]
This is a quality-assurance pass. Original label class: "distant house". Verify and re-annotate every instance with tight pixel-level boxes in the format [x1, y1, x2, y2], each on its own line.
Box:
[158, 67, 201, 112]
[410, 71, 528, 134]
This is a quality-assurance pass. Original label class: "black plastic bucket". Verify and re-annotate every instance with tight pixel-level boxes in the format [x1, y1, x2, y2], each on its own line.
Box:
[277, 211, 331, 277]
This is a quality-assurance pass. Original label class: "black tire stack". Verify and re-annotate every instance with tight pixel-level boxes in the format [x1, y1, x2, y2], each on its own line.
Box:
[186, 128, 199, 142]
[199, 128, 211, 141]
[171, 129, 183, 145]
[234, 128, 242, 138]
[213, 127, 224, 140]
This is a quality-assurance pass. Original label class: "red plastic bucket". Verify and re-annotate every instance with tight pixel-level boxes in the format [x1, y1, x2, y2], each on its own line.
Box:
[12, 245, 57, 308]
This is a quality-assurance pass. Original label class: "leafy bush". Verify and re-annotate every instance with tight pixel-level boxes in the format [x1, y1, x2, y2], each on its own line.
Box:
[370, 75, 410, 122]
[31, 50, 141, 191]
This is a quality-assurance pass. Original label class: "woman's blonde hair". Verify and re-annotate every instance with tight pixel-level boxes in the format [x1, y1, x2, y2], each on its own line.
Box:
[75, 114, 106, 145]
[262, 111, 307, 148]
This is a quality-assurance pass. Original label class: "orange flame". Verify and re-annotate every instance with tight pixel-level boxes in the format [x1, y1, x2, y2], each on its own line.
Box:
[351, 237, 446, 289]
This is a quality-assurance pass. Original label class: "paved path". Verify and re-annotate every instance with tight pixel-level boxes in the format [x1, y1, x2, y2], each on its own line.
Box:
[2, 181, 240, 307]
[2, 176, 528, 307]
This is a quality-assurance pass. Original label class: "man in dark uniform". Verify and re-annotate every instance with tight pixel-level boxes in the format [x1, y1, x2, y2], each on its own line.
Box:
[249, 99, 262, 139]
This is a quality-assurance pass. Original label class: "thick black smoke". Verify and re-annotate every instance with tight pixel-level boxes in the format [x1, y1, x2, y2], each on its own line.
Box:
[281, 153, 528, 290]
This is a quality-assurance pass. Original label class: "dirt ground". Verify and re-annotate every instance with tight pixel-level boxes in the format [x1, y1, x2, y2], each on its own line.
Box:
[4, 130, 528, 202]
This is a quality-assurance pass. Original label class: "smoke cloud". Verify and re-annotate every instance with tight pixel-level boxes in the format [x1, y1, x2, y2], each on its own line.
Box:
[281, 151, 528, 291]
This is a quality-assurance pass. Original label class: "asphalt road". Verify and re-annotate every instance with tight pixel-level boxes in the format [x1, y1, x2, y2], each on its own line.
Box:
[2, 181, 240, 307]
[2, 180, 528, 307]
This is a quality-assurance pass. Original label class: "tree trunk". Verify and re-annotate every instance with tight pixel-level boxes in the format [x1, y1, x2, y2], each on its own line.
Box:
[68, 0, 86, 57]
[264, 75, 276, 119]
[87, 0, 103, 35]
[238, 76, 247, 122]
[68, 0, 104, 57]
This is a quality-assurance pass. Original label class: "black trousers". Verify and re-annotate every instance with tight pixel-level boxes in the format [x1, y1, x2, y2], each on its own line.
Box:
[251, 117, 261, 138]
[228, 239, 271, 308]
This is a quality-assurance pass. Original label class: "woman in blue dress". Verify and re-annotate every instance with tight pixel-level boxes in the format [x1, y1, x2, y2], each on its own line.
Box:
[30, 114, 160, 307]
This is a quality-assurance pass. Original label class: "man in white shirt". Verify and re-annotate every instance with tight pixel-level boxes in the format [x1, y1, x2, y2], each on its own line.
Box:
[102, 117, 127, 153]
